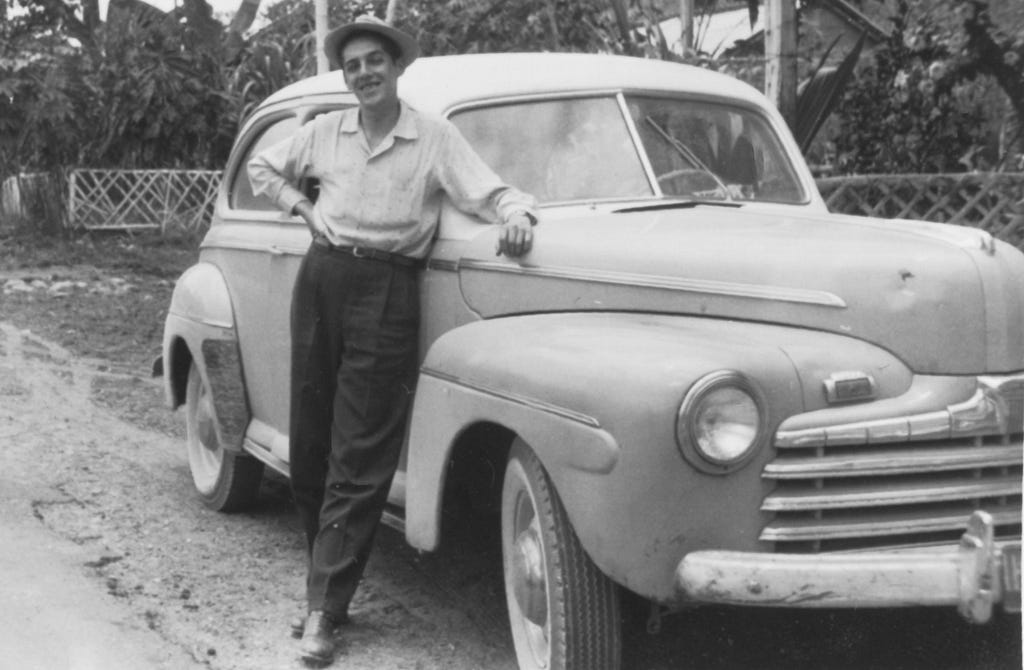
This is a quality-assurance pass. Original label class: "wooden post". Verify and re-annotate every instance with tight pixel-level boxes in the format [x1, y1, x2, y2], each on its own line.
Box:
[678, 0, 694, 56]
[764, 0, 797, 128]
[315, 0, 328, 74]
[67, 171, 77, 230]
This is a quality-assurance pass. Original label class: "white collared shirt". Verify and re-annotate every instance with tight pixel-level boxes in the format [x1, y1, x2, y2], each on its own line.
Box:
[248, 103, 537, 258]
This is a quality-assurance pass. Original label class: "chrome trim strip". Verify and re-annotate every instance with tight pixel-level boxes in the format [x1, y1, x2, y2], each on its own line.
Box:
[420, 367, 601, 428]
[761, 476, 1023, 512]
[427, 258, 459, 273]
[201, 240, 309, 257]
[458, 259, 847, 308]
[762, 445, 1022, 479]
[775, 372, 1024, 448]
[760, 508, 1022, 542]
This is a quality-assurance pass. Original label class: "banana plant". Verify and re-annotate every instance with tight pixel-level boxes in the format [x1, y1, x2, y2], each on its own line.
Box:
[793, 31, 867, 153]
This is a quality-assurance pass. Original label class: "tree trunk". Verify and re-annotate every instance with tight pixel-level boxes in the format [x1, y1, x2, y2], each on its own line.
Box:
[385, 0, 402, 24]
[81, 0, 101, 34]
[963, 0, 1024, 125]
[224, 0, 261, 62]
[227, 0, 261, 38]
[544, 0, 560, 51]
[1000, 106, 1023, 170]
[610, 0, 633, 52]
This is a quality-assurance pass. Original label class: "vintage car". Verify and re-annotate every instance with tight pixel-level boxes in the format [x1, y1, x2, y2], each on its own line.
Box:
[157, 52, 1022, 669]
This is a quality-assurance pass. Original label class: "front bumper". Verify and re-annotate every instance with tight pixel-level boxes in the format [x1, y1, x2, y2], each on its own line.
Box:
[676, 511, 1020, 623]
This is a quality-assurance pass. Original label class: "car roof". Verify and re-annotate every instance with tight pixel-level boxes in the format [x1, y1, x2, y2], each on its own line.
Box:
[259, 52, 767, 114]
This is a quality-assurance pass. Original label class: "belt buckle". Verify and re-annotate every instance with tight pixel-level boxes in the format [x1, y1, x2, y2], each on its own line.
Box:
[351, 246, 368, 259]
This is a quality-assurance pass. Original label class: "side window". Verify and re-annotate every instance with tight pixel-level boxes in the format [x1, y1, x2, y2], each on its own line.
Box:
[229, 116, 300, 211]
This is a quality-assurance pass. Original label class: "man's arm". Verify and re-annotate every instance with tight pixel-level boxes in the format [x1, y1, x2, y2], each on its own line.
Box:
[247, 127, 327, 240]
[435, 122, 539, 258]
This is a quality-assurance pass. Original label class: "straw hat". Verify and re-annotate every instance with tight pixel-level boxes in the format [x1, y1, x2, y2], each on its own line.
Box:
[324, 14, 420, 69]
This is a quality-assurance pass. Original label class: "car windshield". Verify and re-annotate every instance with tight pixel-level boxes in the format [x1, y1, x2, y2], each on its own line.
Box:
[451, 94, 806, 205]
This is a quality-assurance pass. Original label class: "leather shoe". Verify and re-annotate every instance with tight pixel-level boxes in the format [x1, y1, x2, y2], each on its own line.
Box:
[290, 615, 305, 639]
[292, 611, 348, 639]
[299, 610, 338, 666]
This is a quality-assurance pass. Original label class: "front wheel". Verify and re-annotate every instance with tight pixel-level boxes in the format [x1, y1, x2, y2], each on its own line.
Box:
[185, 362, 262, 512]
[501, 439, 622, 670]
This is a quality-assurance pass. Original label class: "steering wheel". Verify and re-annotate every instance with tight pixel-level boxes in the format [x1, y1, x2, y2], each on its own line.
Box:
[656, 168, 727, 197]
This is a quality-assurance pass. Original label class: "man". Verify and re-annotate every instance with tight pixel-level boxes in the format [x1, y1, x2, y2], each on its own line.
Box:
[247, 15, 537, 666]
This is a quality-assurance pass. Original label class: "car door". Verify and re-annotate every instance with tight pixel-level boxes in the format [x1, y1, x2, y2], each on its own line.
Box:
[211, 112, 307, 468]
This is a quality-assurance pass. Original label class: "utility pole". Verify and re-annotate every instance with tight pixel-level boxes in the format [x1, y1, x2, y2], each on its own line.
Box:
[315, 0, 328, 74]
[764, 0, 797, 127]
[678, 0, 694, 56]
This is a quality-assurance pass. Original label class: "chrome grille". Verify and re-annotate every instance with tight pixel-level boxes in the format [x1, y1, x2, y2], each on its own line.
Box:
[762, 431, 1023, 553]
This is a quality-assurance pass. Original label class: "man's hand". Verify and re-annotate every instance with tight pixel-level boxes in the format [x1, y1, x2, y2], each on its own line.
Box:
[496, 212, 535, 258]
[293, 199, 327, 240]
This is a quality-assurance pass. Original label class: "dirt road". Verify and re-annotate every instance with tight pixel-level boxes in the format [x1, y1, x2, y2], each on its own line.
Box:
[0, 318, 1019, 670]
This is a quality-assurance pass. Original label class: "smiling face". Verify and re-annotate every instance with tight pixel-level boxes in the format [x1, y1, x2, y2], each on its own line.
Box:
[340, 34, 404, 113]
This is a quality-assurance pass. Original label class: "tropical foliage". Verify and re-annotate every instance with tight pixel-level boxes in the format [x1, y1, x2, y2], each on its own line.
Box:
[2, 0, 1021, 180]
[2, 0, 234, 172]
[833, 0, 1023, 174]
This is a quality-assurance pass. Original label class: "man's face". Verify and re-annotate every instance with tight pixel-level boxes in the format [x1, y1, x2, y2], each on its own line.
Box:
[340, 35, 403, 112]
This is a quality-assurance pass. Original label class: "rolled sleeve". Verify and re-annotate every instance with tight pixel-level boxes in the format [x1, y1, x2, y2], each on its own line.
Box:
[247, 125, 315, 214]
[436, 122, 538, 225]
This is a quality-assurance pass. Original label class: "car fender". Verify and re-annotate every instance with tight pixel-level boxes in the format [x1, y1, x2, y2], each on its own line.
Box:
[404, 312, 912, 600]
[161, 262, 249, 453]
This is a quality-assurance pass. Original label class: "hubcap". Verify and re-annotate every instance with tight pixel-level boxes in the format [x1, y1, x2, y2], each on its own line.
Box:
[512, 523, 548, 625]
[187, 369, 223, 495]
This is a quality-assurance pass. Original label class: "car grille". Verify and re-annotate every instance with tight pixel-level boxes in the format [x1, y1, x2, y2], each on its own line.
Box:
[761, 379, 1023, 553]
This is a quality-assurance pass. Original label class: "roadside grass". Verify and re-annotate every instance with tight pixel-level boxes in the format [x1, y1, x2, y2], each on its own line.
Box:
[1, 224, 200, 437]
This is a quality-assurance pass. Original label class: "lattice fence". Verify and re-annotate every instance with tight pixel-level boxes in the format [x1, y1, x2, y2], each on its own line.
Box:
[817, 172, 1024, 249]
[67, 169, 222, 235]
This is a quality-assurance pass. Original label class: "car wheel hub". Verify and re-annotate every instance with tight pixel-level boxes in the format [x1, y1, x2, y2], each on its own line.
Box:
[197, 408, 217, 451]
[511, 523, 548, 626]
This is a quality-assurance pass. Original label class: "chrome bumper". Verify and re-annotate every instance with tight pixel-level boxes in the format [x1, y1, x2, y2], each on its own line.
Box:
[675, 511, 1020, 624]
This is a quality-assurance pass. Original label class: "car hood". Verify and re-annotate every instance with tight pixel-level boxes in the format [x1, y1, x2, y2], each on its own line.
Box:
[453, 205, 1024, 375]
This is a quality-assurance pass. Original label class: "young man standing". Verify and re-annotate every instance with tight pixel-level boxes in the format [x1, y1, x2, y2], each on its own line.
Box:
[247, 14, 537, 666]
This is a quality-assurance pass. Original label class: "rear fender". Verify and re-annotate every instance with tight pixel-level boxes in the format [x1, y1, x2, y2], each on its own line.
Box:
[161, 262, 249, 453]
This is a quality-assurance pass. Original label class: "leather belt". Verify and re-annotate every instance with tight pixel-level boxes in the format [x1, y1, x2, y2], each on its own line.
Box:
[313, 237, 423, 268]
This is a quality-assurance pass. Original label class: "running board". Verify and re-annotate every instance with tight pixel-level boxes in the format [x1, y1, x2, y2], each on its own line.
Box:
[382, 504, 406, 534]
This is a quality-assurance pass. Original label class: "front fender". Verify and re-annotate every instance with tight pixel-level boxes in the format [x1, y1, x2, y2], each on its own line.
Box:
[161, 262, 249, 452]
[405, 312, 912, 601]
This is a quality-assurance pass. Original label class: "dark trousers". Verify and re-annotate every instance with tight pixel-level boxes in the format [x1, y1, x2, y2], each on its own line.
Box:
[288, 243, 419, 619]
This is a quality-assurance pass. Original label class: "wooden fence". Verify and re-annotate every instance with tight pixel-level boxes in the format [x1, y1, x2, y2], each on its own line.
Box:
[817, 172, 1024, 249]
[5, 169, 1022, 245]
[66, 169, 221, 235]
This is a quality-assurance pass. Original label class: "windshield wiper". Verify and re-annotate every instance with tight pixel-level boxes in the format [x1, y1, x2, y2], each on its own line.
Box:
[613, 198, 742, 214]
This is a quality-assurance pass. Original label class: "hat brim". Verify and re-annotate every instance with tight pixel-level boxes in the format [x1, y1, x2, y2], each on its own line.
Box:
[324, 22, 420, 70]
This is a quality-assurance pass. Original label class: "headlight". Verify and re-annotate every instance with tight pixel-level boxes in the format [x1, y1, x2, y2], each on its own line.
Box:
[676, 371, 766, 473]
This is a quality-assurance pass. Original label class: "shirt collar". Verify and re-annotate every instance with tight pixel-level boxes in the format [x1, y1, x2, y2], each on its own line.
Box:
[339, 101, 418, 141]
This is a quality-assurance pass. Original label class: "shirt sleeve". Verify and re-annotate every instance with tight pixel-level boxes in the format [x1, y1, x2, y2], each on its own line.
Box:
[435, 121, 538, 225]
[247, 122, 316, 215]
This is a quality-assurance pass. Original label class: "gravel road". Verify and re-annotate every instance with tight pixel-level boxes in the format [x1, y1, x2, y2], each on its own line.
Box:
[0, 318, 1019, 670]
